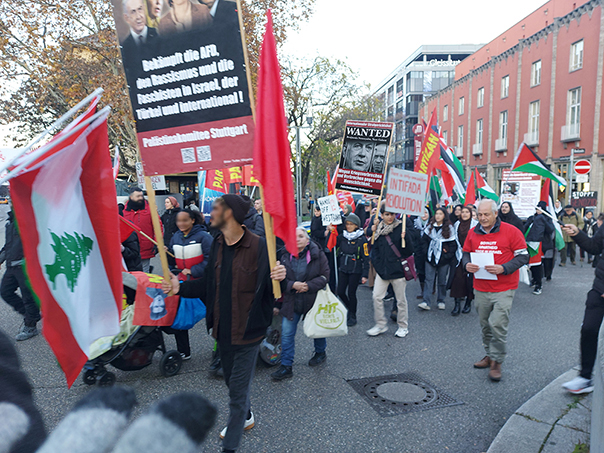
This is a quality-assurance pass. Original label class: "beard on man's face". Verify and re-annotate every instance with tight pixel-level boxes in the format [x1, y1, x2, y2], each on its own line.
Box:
[127, 198, 146, 211]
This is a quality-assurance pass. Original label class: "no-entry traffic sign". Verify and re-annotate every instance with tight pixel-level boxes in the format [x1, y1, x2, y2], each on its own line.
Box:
[574, 159, 591, 175]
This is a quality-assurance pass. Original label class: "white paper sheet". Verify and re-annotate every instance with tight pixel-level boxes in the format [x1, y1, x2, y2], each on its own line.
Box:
[470, 252, 498, 280]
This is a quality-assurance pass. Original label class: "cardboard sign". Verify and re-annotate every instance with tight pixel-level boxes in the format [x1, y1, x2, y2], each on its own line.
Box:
[335, 121, 393, 195]
[500, 170, 541, 218]
[110, 0, 255, 175]
[385, 168, 428, 215]
[317, 195, 342, 226]
[571, 191, 598, 208]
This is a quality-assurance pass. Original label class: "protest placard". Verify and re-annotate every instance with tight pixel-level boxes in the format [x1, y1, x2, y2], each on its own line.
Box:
[317, 195, 342, 226]
[500, 170, 541, 218]
[385, 168, 428, 215]
[110, 0, 254, 175]
[335, 121, 394, 195]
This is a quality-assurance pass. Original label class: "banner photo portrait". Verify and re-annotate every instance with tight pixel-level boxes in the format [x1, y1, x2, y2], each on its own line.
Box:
[335, 121, 394, 195]
[110, 0, 254, 175]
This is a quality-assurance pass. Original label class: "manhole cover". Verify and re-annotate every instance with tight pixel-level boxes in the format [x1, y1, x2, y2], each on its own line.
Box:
[347, 371, 464, 417]
[374, 382, 428, 403]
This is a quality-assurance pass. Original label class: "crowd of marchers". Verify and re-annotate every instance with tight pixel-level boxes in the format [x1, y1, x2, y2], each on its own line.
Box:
[2, 189, 604, 453]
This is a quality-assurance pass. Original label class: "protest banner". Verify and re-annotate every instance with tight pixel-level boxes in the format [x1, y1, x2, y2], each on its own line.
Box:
[335, 121, 393, 195]
[500, 169, 541, 218]
[136, 162, 166, 190]
[571, 191, 598, 208]
[385, 168, 428, 216]
[110, 0, 255, 175]
[317, 195, 342, 226]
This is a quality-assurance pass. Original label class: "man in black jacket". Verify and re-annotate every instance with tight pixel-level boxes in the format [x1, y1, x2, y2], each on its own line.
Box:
[561, 222, 604, 394]
[0, 210, 41, 341]
[365, 206, 414, 338]
[164, 194, 285, 453]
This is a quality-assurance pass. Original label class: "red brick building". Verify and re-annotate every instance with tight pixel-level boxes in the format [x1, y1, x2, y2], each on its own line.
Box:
[420, 0, 604, 210]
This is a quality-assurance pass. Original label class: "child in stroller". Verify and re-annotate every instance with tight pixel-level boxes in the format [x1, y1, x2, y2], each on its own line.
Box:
[82, 273, 182, 386]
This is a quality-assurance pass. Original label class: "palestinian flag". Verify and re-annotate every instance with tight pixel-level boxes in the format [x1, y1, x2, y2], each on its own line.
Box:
[541, 178, 565, 251]
[511, 143, 567, 187]
[475, 169, 499, 202]
[439, 146, 466, 202]
[465, 170, 476, 206]
[10, 111, 122, 387]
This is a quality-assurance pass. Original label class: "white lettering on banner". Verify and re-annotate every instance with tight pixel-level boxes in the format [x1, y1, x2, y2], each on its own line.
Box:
[141, 124, 249, 148]
[384, 168, 428, 215]
[317, 195, 342, 226]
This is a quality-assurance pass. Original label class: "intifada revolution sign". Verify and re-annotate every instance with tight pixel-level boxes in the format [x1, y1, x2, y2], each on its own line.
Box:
[111, 0, 254, 175]
[335, 121, 394, 195]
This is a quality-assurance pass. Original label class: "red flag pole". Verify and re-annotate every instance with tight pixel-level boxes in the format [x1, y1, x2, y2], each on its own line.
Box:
[237, 1, 281, 298]
[119, 216, 175, 258]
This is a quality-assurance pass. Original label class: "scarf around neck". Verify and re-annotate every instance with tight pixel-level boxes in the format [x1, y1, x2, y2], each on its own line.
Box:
[375, 218, 401, 239]
[424, 223, 458, 265]
[343, 229, 364, 241]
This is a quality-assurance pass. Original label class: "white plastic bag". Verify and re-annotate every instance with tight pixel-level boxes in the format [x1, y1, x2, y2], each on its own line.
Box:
[518, 265, 531, 286]
[303, 286, 348, 339]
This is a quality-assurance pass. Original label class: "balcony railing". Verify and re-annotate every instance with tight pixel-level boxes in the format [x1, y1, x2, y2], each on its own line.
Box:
[495, 137, 507, 151]
[524, 131, 539, 146]
[561, 123, 581, 142]
[472, 143, 483, 155]
[454, 146, 463, 158]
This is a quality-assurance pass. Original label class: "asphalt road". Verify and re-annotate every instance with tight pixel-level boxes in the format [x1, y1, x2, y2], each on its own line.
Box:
[0, 203, 592, 453]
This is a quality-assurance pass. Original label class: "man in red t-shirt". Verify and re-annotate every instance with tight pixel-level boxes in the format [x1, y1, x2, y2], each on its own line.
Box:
[462, 199, 529, 381]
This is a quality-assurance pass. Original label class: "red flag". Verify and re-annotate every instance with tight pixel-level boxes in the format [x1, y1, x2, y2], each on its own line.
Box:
[465, 170, 476, 205]
[414, 108, 440, 178]
[252, 10, 297, 254]
[327, 169, 336, 196]
[327, 228, 338, 251]
[225, 167, 243, 185]
[540, 178, 550, 203]
[242, 165, 259, 186]
[205, 170, 228, 193]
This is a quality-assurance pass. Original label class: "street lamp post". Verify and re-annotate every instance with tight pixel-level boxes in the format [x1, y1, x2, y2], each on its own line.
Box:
[289, 109, 313, 224]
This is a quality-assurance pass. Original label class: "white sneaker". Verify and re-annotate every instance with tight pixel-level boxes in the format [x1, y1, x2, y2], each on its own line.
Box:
[219, 412, 255, 439]
[366, 325, 388, 336]
[418, 302, 431, 311]
[437, 303, 446, 310]
[394, 328, 409, 338]
[562, 376, 594, 394]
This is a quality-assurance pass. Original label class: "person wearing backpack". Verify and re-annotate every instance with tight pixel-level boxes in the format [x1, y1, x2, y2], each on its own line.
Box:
[559, 205, 584, 266]
[336, 213, 369, 327]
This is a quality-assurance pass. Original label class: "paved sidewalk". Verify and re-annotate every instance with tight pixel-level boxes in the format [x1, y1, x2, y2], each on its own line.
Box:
[488, 369, 591, 453]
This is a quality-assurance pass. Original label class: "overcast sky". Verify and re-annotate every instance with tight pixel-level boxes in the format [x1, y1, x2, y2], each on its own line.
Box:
[282, 0, 549, 88]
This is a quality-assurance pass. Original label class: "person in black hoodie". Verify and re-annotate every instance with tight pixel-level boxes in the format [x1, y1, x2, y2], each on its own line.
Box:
[241, 195, 265, 237]
[310, 205, 326, 250]
[366, 205, 414, 338]
[498, 202, 525, 234]
[336, 213, 369, 326]
[524, 202, 554, 295]
[0, 209, 41, 341]
[561, 220, 604, 394]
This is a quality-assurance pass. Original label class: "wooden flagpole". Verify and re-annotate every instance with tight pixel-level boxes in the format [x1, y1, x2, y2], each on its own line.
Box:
[237, 0, 281, 299]
[143, 176, 171, 282]
[119, 216, 175, 258]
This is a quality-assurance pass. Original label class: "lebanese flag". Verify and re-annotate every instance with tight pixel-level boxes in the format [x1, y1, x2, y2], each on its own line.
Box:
[252, 10, 297, 254]
[511, 143, 567, 186]
[475, 169, 499, 202]
[10, 112, 122, 387]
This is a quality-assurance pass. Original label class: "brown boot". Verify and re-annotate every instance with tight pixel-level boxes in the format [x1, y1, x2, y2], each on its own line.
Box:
[474, 356, 491, 369]
[489, 361, 502, 382]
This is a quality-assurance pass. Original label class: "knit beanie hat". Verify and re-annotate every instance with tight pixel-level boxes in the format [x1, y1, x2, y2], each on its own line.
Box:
[222, 194, 250, 224]
[167, 196, 180, 209]
[537, 201, 547, 211]
[346, 213, 361, 227]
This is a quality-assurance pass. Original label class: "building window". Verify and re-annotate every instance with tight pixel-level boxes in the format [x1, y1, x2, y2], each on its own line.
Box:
[499, 110, 508, 140]
[477, 87, 485, 108]
[529, 100, 540, 133]
[406, 71, 424, 93]
[442, 130, 448, 145]
[387, 86, 394, 106]
[396, 78, 404, 99]
[570, 40, 584, 72]
[531, 60, 541, 87]
[476, 119, 483, 145]
[459, 96, 465, 115]
[443, 104, 448, 122]
[457, 125, 464, 151]
[568, 87, 581, 126]
[501, 75, 509, 99]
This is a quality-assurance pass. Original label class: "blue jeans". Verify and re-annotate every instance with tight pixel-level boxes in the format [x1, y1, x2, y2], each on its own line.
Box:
[281, 312, 326, 367]
[423, 262, 450, 306]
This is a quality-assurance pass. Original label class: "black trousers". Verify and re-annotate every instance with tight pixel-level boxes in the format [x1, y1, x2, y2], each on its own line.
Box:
[580, 289, 604, 379]
[543, 257, 554, 280]
[1, 266, 40, 327]
[337, 271, 361, 319]
[530, 264, 543, 289]
[161, 327, 190, 356]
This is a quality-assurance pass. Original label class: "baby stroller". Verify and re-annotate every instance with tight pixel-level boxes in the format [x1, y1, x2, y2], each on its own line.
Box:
[82, 273, 182, 387]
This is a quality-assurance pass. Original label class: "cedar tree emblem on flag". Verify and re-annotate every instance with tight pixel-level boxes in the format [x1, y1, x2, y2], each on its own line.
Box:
[45, 231, 93, 291]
